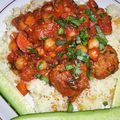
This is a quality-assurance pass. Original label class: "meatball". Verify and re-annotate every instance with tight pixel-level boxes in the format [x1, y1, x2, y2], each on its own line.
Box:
[90, 45, 119, 79]
[49, 63, 89, 100]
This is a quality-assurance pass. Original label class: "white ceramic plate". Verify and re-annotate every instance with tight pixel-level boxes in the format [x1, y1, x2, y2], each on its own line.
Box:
[0, 0, 120, 120]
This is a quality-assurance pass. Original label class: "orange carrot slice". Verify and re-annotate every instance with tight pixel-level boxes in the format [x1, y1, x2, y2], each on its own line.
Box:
[16, 32, 31, 51]
[16, 80, 28, 96]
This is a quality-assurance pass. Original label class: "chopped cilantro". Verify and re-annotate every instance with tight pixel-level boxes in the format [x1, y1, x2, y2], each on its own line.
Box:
[76, 35, 82, 44]
[85, 9, 97, 22]
[56, 40, 67, 46]
[67, 47, 75, 60]
[56, 19, 65, 28]
[41, 37, 48, 41]
[27, 48, 37, 54]
[67, 103, 73, 112]
[37, 62, 43, 70]
[103, 101, 108, 106]
[99, 13, 106, 18]
[79, 27, 89, 41]
[66, 16, 86, 27]
[58, 27, 64, 35]
[57, 52, 65, 60]
[95, 25, 108, 50]
[65, 63, 74, 70]
[74, 61, 81, 76]
[35, 74, 48, 83]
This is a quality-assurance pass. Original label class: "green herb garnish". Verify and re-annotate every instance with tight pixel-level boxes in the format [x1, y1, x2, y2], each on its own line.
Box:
[67, 47, 75, 60]
[41, 37, 48, 41]
[85, 9, 97, 22]
[74, 61, 81, 76]
[27, 48, 37, 54]
[65, 63, 74, 70]
[103, 101, 108, 106]
[66, 16, 86, 27]
[79, 27, 89, 42]
[95, 25, 108, 50]
[76, 35, 82, 44]
[56, 19, 65, 28]
[37, 62, 43, 70]
[58, 27, 64, 35]
[67, 103, 73, 112]
[57, 52, 66, 60]
[56, 40, 67, 46]
[35, 74, 48, 83]
[99, 13, 106, 18]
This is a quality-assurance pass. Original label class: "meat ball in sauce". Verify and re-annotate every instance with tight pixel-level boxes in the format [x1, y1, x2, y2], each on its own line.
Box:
[90, 45, 119, 79]
[49, 63, 89, 101]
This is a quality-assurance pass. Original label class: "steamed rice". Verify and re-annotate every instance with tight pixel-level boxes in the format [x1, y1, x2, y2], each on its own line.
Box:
[0, 0, 120, 112]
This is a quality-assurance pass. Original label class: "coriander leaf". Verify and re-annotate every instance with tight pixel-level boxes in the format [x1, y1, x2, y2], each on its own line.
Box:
[65, 63, 74, 70]
[79, 27, 89, 41]
[76, 35, 82, 44]
[99, 13, 106, 18]
[95, 25, 108, 50]
[67, 47, 75, 60]
[75, 49, 82, 56]
[58, 27, 64, 35]
[74, 61, 81, 76]
[41, 37, 48, 41]
[27, 48, 37, 54]
[66, 16, 86, 27]
[35, 74, 48, 83]
[67, 103, 73, 112]
[57, 52, 65, 60]
[86, 69, 91, 79]
[56, 19, 65, 28]
[37, 62, 43, 70]
[103, 101, 108, 106]
[56, 40, 67, 46]
[85, 9, 97, 22]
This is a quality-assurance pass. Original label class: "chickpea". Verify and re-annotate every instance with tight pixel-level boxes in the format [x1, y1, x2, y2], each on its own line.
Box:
[88, 37, 99, 49]
[44, 38, 56, 51]
[15, 56, 27, 70]
[76, 45, 87, 53]
[36, 47, 45, 56]
[37, 60, 47, 70]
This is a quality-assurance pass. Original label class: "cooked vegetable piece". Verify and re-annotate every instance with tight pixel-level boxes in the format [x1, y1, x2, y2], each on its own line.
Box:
[37, 61, 47, 70]
[44, 38, 56, 51]
[15, 57, 27, 70]
[88, 47, 100, 61]
[16, 32, 31, 51]
[16, 80, 28, 96]
[88, 37, 99, 49]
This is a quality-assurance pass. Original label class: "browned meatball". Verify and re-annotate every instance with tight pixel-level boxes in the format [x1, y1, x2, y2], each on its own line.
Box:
[90, 45, 119, 79]
[49, 63, 89, 100]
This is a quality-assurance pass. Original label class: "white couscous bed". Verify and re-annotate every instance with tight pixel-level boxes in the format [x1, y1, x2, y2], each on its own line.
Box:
[0, 0, 120, 114]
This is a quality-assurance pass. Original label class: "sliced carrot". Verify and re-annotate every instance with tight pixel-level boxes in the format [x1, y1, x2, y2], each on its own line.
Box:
[16, 32, 32, 51]
[16, 80, 28, 96]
